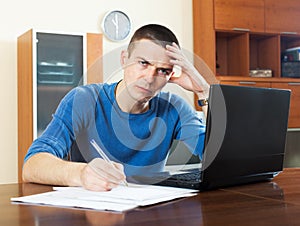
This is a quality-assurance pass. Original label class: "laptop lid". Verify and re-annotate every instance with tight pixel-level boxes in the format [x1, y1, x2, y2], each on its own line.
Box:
[199, 84, 291, 190]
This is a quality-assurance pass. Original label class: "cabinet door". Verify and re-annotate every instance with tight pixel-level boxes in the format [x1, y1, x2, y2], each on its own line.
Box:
[265, 0, 300, 34]
[271, 82, 300, 128]
[214, 0, 265, 32]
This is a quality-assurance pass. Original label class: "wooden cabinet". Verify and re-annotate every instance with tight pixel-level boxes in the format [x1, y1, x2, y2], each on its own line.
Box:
[265, 0, 300, 34]
[271, 82, 300, 128]
[214, 0, 265, 32]
[215, 0, 300, 34]
[17, 30, 103, 182]
[193, 0, 300, 128]
[194, 0, 300, 78]
[217, 76, 271, 88]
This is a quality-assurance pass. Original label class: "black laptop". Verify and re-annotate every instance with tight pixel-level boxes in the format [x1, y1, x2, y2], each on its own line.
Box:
[129, 84, 291, 191]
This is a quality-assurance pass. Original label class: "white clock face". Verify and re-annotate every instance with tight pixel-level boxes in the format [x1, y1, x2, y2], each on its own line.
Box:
[102, 10, 131, 42]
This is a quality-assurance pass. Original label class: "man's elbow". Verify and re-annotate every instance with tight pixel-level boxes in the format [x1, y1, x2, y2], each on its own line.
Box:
[22, 154, 40, 183]
[22, 160, 31, 182]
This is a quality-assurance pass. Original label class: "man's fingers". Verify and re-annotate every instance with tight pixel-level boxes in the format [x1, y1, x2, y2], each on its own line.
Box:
[81, 163, 121, 191]
[88, 158, 126, 184]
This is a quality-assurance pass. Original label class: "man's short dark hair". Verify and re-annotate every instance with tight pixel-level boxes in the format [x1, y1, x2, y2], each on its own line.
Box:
[127, 24, 180, 56]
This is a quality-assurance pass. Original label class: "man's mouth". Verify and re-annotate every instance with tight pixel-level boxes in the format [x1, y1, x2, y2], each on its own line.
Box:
[136, 85, 152, 94]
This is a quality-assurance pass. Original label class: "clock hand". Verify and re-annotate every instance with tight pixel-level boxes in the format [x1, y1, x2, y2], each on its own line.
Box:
[112, 14, 119, 38]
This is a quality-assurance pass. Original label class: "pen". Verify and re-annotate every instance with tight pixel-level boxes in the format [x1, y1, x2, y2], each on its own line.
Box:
[90, 139, 128, 187]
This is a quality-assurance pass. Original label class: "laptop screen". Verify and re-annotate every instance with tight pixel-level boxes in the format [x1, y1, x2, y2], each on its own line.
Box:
[201, 84, 291, 189]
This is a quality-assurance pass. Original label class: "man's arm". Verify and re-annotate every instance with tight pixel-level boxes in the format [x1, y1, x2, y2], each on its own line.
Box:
[166, 42, 218, 118]
[22, 153, 126, 191]
[22, 153, 85, 187]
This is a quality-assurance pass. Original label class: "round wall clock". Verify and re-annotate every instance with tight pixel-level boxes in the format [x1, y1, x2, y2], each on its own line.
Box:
[101, 10, 132, 42]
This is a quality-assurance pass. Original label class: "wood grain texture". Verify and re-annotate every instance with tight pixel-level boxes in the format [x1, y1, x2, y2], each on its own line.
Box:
[3, 168, 300, 225]
[17, 29, 33, 183]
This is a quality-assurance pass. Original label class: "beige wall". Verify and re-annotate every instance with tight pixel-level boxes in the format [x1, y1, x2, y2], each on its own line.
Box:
[0, 0, 193, 184]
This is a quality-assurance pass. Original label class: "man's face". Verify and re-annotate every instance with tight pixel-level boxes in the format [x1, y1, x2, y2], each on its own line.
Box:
[121, 39, 173, 103]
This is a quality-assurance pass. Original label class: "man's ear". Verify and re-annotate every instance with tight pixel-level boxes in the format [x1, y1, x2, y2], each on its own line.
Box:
[120, 50, 129, 68]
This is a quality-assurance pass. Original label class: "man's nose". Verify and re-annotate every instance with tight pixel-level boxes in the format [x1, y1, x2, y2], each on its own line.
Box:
[144, 66, 156, 83]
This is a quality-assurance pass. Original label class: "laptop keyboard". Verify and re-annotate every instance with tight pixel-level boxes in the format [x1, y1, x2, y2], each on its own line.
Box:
[169, 170, 202, 182]
[154, 169, 202, 189]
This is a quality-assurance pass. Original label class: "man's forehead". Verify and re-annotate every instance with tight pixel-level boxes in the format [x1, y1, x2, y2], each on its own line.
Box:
[130, 40, 172, 66]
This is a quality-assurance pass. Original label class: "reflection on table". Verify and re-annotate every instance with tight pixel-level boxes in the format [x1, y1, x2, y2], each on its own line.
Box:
[1, 168, 300, 226]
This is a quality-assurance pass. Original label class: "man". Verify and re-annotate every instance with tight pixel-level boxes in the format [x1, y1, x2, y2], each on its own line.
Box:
[22, 24, 210, 191]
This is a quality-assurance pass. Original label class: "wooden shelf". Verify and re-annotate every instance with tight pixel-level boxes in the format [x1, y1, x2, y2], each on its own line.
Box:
[193, 0, 300, 128]
[216, 31, 249, 76]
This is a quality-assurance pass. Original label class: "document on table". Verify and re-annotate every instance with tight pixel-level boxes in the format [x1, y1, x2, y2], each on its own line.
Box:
[11, 183, 198, 212]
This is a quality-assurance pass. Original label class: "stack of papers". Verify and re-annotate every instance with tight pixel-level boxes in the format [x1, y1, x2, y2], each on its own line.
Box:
[11, 183, 198, 212]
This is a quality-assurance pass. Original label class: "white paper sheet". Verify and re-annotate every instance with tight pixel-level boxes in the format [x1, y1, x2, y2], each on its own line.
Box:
[11, 183, 197, 212]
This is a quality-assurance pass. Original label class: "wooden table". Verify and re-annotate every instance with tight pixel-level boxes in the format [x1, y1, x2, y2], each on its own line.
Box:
[2, 168, 300, 226]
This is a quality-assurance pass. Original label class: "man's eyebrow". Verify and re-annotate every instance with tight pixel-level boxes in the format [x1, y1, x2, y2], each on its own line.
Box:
[138, 57, 173, 69]
[136, 57, 151, 65]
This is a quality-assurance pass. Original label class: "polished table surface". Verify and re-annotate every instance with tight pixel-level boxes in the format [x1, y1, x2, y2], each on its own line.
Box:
[2, 168, 300, 226]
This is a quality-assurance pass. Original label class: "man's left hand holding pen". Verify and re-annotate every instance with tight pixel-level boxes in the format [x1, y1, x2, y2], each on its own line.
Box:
[80, 158, 127, 192]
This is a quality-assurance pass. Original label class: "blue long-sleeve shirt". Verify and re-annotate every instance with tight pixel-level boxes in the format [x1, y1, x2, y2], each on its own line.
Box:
[24, 82, 206, 176]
